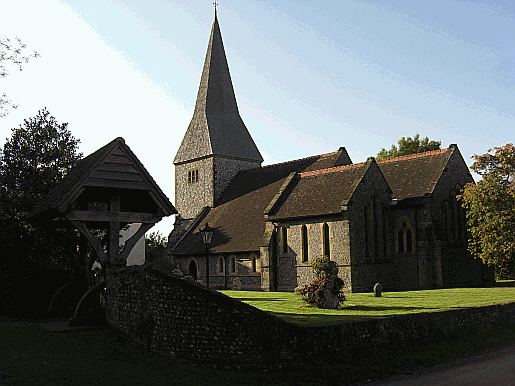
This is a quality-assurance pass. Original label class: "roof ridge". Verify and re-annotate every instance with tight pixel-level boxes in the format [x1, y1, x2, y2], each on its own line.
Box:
[299, 160, 367, 177]
[244, 150, 339, 172]
[376, 148, 449, 164]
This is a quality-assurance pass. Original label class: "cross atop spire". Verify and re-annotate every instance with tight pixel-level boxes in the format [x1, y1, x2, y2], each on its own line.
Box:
[213, 1, 218, 10]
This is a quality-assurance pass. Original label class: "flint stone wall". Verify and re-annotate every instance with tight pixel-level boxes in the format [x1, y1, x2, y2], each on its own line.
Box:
[106, 264, 515, 370]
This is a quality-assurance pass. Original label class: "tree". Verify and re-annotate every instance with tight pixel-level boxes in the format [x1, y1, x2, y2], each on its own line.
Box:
[0, 108, 82, 314]
[0, 36, 40, 117]
[376, 133, 441, 160]
[145, 231, 168, 262]
[1, 108, 82, 217]
[144, 231, 176, 272]
[459, 144, 515, 278]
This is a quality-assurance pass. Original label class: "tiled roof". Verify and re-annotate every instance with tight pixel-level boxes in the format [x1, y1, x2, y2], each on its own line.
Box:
[172, 150, 348, 254]
[29, 137, 176, 220]
[268, 161, 369, 220]
[377, 148, 452, 200]
[172, 146, 459, 255]
[174, 13, 263, 164]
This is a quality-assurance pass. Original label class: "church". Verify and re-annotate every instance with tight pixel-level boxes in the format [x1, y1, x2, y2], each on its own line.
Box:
[166, 12, 492, 293]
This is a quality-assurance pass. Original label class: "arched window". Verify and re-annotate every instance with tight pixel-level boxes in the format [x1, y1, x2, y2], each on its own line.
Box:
[322, 223, 330, 257]
[230, 256, 236, 273]
[396, 221, 414, 254]
[373, 199, 379, 258]
[364, 205, 369, 258]
[444, 201, 451, 240]
[281, 227, 288, 254]
[452, 197, 457, 240]
[251, 255, 257, 273]
[217, 256, 225, 274]
[397, 229, 404, 253]
[406, 229, 413, 253]
[301, 225, 308, 263]
[382, 208, 388, 258]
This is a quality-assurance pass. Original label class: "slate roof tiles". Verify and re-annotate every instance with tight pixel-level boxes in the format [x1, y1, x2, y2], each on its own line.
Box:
[172, 145, 461, 255]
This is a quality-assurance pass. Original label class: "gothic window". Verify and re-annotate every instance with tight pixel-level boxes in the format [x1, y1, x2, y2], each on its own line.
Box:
[230, 255, 236, 273]
[322, 223, 330, 257]
[364, 205, 370, 258]
[187, 169, 199, 184]
[452, 195, 458, 241]
[382, 208, 388, 258]
[396, 221, 415, 254]
[406, 229, 413, 253]
[397, 229, 405, 253]
[250, 254, 257, 273]
[373, 199, 379, 258]
[444, 201, 451, 240]
[217, 256, 225, 274]
[281, 227, 288, 254]
[301, 225, 309, 263]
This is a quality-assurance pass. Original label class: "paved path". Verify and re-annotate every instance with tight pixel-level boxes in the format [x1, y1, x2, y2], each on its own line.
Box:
[358, 345, 515, 386]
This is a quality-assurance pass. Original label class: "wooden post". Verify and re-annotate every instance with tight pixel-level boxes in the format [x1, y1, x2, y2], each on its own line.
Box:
[109, 189, 121, 264]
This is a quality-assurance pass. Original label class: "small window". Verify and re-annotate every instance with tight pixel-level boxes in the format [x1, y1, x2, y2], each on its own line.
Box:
[406, 229, 413, 253]
[230, 256, 236, 273]
[188, 169, 199, 184]
[251, 256, 257, 272]
[301, 225, 309, 263]
[281, 227, 288, 254]
[322, 223, 330, 257]
[218, 256, 225, 274]
[398, 229, 404, 253]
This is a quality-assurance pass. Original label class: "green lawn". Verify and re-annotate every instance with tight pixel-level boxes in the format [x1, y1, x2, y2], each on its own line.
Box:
[220, 282, 515, 325]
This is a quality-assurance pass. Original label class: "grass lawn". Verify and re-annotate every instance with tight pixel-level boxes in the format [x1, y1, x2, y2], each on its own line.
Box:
[220, 281, 515, 325]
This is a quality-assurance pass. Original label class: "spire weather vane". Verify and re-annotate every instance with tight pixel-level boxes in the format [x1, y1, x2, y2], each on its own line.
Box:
[213, 1, 218, 10]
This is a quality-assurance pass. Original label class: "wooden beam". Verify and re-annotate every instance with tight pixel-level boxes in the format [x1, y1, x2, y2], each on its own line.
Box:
[71, 220, 108, 266]
[109, 189, 120, 262]
[65, 211, 161, 223]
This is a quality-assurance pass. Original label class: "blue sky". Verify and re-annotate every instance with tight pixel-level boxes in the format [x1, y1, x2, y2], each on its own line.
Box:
[1, 0, 514, 236]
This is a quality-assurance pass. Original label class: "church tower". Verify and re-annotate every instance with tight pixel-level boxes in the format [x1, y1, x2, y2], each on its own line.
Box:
[174, 11, 263, 221]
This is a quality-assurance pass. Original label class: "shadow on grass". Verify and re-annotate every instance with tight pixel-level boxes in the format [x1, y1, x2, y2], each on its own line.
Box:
[344, 305, 436, 312]
[236, 298, 285, 302]
[495, 280, 515, 288]
[267, 305, 438, 325]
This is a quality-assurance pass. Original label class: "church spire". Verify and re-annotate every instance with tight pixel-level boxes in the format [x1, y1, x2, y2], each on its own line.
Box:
[174, 11, 263, 165]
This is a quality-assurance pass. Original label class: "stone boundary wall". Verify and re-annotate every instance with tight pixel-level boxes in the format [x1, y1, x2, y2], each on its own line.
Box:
[105, 265, 515, 370]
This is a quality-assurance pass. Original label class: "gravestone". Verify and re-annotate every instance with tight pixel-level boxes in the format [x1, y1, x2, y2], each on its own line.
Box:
[374, 283, 383, 297]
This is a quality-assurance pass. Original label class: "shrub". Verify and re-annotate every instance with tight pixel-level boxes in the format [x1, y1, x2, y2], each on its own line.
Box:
[311, 255, 337, 279]
[300, 256, 346, 308]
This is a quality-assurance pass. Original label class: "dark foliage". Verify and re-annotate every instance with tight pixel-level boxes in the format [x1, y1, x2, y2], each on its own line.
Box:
[0, 108, 82, 314]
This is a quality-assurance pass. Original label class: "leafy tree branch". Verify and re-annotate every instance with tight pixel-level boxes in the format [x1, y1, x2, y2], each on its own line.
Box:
[0, 36, 40, 117]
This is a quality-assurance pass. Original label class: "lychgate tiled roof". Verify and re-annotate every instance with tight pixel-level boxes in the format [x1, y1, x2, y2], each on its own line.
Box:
[29, 137, 176, 220]
[172, 149, 349, 254]
[174, 12, 262, 165]
[377, 148, 453, 201]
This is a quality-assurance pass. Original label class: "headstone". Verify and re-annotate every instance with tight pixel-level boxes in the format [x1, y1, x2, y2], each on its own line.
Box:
[321, 280, 340, 309]
[373, 283, 383, 297]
